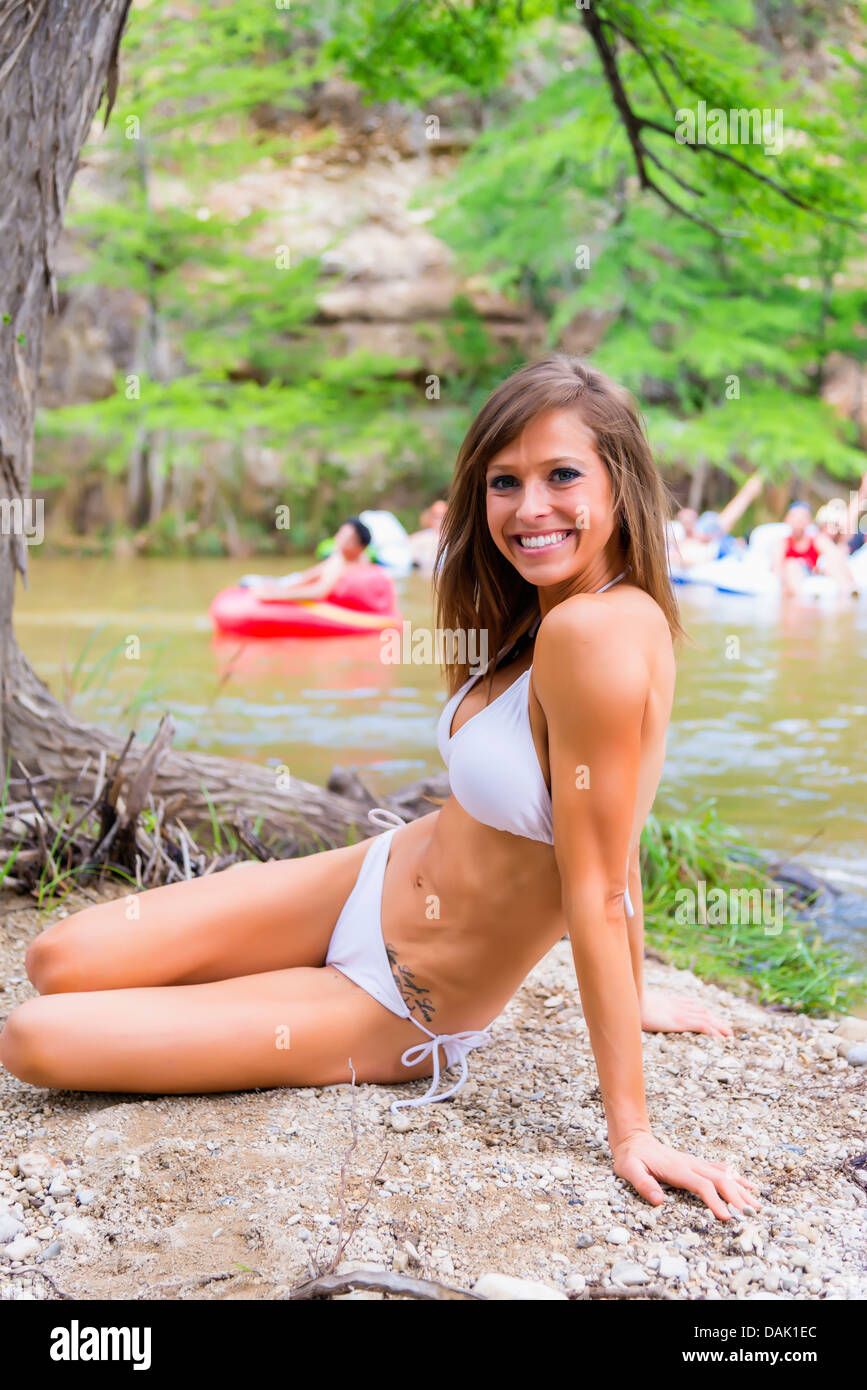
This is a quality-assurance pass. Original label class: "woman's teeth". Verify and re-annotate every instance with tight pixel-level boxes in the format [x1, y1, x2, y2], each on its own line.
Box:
[515, 530, 572, 550]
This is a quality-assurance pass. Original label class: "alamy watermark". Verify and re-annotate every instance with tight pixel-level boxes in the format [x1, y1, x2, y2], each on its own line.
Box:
[380, 623, 489, 673]
[0, 497, 44, 545]
[674, 878, 783, 936]
[675, 102, 785, 156]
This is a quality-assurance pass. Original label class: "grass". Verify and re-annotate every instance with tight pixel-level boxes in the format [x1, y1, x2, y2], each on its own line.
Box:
[60, 623, 171, 720]
[641, 801, 865, 1016]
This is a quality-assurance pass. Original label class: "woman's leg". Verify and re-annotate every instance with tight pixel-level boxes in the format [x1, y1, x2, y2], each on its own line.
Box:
[0, 962, 435, 1093]
[25, 836, 374, 995]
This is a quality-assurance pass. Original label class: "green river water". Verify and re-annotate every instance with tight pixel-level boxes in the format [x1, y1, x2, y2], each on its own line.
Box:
[12, 555, 867, 963]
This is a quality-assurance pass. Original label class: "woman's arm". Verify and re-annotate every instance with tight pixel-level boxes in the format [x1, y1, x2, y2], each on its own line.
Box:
[533, 600, 650, 1148]
[717, 472, 762, 536]
[532, 600, 761, 1218]
[815, 531, 857, 595]
[257, 552, 345, 602]
[771, 534, 787, 578]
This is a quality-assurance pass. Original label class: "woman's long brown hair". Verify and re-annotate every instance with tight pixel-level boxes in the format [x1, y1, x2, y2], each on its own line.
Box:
[433, 353, 685, 697]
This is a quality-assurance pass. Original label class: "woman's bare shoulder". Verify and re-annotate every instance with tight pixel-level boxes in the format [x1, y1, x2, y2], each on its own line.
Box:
[532, 585, 674, 727]
[537, 582, 672, 652]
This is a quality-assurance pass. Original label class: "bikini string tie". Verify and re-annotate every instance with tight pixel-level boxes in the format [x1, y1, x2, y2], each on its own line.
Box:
[390, 1027, 493, 1113]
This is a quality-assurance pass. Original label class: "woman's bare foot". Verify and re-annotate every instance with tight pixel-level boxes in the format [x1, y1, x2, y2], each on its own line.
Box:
[640, 989, 733, 1038]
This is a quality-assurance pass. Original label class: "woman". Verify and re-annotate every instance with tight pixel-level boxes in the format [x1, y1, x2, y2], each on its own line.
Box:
[667, 473, 762, 569]
[773, 500, 856, 598]
[241, 516, 373, 602]
[0, 355, 760, 1221]
[408, 499, 448, 571]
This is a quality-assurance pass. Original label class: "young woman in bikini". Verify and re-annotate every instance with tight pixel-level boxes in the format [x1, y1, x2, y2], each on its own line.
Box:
[0, 355, 760, 1221]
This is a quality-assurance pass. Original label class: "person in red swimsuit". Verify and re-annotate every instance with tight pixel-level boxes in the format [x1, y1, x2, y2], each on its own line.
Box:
[773, 501, 857, 597]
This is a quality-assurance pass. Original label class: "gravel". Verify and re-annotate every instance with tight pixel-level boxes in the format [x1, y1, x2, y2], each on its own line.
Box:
[1, 889, 865, 1301]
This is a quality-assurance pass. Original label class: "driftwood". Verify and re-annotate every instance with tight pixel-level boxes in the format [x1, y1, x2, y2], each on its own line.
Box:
[0, 709, 447, 900]
[288, 1268, 670, 1300]
[289, 1269, 485, 1300]
[2, 657, 447, 860]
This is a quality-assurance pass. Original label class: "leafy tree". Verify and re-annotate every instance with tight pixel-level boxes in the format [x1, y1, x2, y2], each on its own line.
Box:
[38, 0, 425, 546]
[326, 0, 867, 488]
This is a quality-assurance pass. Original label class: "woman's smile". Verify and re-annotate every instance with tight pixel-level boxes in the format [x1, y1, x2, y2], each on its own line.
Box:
[509, 527, 576, 556]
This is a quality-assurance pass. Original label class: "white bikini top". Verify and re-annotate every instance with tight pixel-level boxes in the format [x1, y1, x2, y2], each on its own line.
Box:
[436, 569, 630, 844]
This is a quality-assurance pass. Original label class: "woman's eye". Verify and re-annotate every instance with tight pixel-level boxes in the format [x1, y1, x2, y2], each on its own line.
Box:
[488, 469, 582, 489]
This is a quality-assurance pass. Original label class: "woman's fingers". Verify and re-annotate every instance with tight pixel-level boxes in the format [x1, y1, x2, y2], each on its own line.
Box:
[692, 1159, 762, 1197]
[615, 1141, 763, 1220]
[660, 1160, 755, 1220]
[716, 1176, 761, 1213]
[617, 1155, 666, 1207]
[687, 1174, 733, 1220]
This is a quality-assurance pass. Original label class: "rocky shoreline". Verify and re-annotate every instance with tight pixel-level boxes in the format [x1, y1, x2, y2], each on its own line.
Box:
[1, 888, 866, 1301]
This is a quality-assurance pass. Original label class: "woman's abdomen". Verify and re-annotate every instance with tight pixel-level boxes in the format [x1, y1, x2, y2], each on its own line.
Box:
[379, 798, 566, 1029]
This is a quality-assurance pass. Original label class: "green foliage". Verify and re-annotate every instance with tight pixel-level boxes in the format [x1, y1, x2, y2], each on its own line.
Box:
[36, 0, 431, 528]
[339, 0, 867, 480]
[35, 0, 867, 540]
[640, 802, 864, 1014]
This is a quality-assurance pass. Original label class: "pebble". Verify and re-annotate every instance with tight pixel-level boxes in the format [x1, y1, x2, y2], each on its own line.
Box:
[565, 1273, 586, 1293]
[75, 1189, 96, 1206]
[836, 1016, 867, 1043]
[845, 1044, 867, 1067]
[47, 1178, 72, 1198]
[14, 1152, 62, 1180]
[3, 1236, 40, 1261]
[576, 1233, 595, 1248]
[606, 1225, 631, 1245]
[610, 1260, 651, 1286]
[41, 1241, 62, 1260]
[473, 1272, 568, 1301]
[389, 1114, 412, 1132]
[658, 1256, 689, 1280]
[0, 1214, 26, 1245]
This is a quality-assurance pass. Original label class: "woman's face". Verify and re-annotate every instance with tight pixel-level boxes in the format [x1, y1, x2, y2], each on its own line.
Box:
[787, 505, 811, 538]
[484, 407, 620, 585]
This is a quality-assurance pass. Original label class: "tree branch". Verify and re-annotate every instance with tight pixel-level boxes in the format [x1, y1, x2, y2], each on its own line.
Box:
[639, 117, 857, 227]
[581, 6, 858, 232]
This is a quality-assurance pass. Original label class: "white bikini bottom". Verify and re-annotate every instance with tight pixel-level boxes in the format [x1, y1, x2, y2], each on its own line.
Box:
[325, 808, 494, 1113]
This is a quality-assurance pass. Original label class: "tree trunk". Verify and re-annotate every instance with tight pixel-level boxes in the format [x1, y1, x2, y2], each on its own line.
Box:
[0, 1, 392, 850]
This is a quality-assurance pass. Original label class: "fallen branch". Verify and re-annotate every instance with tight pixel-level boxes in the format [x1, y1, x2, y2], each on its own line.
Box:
[1, 1265, 73, 1299]
[288, 1268, 485, 1301]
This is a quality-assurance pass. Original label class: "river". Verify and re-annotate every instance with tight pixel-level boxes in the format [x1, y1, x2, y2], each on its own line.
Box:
[12, 555, 867, 962]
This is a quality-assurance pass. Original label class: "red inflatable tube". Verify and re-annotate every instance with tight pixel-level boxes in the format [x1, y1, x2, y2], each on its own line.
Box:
[208, 565, 401, 638]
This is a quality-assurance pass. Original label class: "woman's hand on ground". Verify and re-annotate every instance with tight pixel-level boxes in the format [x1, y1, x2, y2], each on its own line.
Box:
[610, 1130, 762, 1220]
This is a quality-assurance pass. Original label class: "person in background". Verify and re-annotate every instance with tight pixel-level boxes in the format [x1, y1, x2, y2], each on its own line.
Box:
[816, 498, 853, 554]
[772, 501, 856, 598]
[823, 470, 867, 556]
[408, 499, 448, 571]
[668, 473, 763, 568]
[251, 517, 373, 603]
